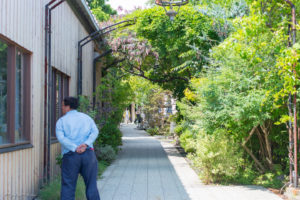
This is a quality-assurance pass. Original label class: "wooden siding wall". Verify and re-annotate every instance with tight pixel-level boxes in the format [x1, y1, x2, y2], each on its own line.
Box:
[50, 3, 94, 97]
[50, 143, 61, 178]
[0, 0, 95, 199]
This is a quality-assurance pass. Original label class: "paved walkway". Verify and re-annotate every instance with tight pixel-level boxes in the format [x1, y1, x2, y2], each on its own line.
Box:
[97, 124, 282, 200]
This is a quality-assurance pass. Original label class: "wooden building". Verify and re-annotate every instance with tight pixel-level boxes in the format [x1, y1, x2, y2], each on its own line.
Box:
[0, 0, 100, 199]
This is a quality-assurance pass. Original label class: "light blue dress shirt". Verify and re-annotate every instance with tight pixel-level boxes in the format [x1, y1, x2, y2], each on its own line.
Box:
[56, 110, 99, 155]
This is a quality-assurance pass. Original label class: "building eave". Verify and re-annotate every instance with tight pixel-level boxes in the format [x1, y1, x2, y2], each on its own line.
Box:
[67, 0, 100, 34]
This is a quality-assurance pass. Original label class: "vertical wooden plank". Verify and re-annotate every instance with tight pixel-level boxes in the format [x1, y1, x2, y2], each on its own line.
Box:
[30, 149, 32, 198]
[24, 0, 28, 48]
[0, 155, 3, 200]
[63, 4, 65, 72]
[22, 0, 26, 47]
[27, 149, 30, 198]
[3, 154, 7, 200]
[11, 0, 15, 40]
[53, 145, 56, 176]
[14, 0, 18, 43]
[18, 0, 21, 45]
[6, 0, 10, 39]
[56, 7, 59, 70]
[12, 0, 16, 42]
[12, 152, 16, 199]
[9, 0, 13, 41]
[0, 0, 3, 34]
[51, 8, 55, 69]
[22, 150, 26, 199]
[22, 149, 25, 198]
[28, 0, 32, 47]
[65, 5, 68, 73]
[28, 149, 31, 198]
[50, 146, 53, 177]
[17, 151, 20, 199]
[30, 149, 33, 198]
[31, 149, 34, 197]
[31, 151, 33, 196]
[18, 0, 21, 44]
[7, 153, 11, 200]
[10, 152, 14, 199]
[23, 149, 27, 198]
[3, 0, 7, 36]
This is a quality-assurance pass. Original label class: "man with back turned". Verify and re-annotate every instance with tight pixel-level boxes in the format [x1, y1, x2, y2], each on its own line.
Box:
[56, 97, 100, 200]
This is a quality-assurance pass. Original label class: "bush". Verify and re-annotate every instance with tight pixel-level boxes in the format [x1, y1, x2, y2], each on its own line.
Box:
[179, 130, 196, 153]
[188, 130, 244, 184]
[253, 173, 284, 189]
[98, 120, 122, 151]
[146, 127, 159, 136]
[95, 144, 117, 163]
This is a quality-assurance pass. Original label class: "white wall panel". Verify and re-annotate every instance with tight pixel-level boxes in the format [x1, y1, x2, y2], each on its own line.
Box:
[0, 0, 97, 198]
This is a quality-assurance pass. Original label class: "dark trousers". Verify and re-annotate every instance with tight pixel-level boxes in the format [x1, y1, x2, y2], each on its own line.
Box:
[61, 149, 100, 200]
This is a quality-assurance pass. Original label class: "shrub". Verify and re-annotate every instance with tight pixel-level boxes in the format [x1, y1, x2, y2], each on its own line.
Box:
[174, 120, 189, 136]
[146, 127, 159, 136]
[253, 173, 284, 189]
[98, 120, 122, 151]
[160, 126, 170, 136]
[56, 154, 63, 167]
[179, 130, 196, 153]
[95, 144, 117, 163]
[188, 129, 244, 184]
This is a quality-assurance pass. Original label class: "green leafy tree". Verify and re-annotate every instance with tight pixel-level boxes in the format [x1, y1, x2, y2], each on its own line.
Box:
[86, 0, 117, 22]
[108, 6, 220, 98]
[95, 68, 134, 149]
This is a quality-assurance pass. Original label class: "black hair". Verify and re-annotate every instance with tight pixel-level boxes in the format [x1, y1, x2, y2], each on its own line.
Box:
[63, 97, 79, 109]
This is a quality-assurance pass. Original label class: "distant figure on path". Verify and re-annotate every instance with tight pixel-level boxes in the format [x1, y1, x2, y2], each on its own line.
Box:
[125, 109, 130, 124]
[56, 97, 100, 200]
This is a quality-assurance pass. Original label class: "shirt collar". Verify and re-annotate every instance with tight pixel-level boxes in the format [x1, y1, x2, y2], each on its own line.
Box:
[66, 110, 77, 115]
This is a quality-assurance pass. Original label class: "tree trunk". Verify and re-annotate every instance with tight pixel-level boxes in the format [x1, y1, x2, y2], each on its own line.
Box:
[242, 126, 266, 173]
[255, 128, 267, 161]
[260, 122, 273, 169]
[242, 144, 266, 173]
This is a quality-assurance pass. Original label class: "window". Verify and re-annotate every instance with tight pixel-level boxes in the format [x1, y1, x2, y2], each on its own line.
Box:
[51, 69, 69, 139]
[0, 38, 31, 147]
[0, 41, 8, 145]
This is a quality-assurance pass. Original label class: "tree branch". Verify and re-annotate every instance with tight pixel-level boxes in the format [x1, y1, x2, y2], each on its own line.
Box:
[116, 59, 189, 83]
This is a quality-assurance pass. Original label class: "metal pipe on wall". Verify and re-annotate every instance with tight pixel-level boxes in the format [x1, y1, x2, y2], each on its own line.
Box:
[44, 0, 56, 183]
[44, 0, 65, 182]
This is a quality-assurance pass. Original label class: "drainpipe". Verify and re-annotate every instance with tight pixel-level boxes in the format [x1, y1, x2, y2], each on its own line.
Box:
[44, 0, 65, 182]
[285, 0, 297, 187]
[44, 0, 56, 183]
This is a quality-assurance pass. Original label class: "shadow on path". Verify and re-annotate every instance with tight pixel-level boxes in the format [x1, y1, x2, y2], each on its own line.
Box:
[97, 124, 282, 200]
[98, 124, 190, 200]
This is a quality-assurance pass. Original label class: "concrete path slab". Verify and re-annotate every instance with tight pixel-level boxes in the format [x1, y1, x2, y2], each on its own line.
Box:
[97, 124, 282, 200]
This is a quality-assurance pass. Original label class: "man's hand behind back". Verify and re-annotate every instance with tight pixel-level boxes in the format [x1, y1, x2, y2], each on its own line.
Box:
[76, 144, 87, 153]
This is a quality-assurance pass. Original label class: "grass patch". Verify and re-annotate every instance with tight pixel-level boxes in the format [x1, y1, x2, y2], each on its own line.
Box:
[98, 160, 109, 178]
[39, 160, 109, 200]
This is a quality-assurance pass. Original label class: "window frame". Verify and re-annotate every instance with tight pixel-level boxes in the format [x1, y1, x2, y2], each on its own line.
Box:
[51, 68, 69, 142]
[0, 34, 32, 153]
